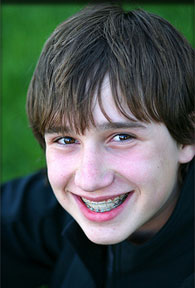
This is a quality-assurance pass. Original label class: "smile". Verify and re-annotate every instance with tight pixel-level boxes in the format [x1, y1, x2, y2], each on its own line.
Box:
[73, 191, 134, 222]
[81, 193, 129, 213]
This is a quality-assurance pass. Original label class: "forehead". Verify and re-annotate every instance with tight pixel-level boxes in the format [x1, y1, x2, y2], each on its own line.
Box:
[92, 76, 137, 124]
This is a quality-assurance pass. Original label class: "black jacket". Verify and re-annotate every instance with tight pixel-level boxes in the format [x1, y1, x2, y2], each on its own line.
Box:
[1, 162, 194, 288]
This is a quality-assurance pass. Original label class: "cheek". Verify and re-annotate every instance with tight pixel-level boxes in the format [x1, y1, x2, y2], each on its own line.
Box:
[111, 144, 177, 190]
[111, 147, 158, 184]
[46, 149, 75, 189]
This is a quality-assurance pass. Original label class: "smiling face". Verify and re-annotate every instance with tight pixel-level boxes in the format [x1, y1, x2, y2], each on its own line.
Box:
[45, 79, 194, 245]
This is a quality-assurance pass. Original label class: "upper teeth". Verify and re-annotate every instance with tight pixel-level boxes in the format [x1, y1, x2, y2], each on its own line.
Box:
[81, 193, 129, 213]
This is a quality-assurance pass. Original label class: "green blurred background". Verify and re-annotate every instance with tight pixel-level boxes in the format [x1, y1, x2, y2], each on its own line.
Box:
[2, 3, 194, 183]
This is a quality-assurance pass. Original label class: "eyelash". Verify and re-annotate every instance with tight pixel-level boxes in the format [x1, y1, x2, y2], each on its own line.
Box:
[55, 137, 79, 145]
[55, 133, 135, 145]
[112, 134, 135, 142]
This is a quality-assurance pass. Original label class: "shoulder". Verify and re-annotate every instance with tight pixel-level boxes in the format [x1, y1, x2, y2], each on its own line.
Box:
[1, 170, 68, 223]
[179, 273, 194, 288]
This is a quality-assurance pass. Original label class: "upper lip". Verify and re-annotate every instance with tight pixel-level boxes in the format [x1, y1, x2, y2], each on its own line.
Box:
[69, 191, 132, 202]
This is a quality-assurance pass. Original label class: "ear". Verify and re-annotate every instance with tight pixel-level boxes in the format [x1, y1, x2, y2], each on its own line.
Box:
[178, 144, 195, 164]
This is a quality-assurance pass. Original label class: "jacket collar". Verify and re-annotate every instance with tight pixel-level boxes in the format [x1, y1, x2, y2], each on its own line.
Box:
[62, 219, 107, 287]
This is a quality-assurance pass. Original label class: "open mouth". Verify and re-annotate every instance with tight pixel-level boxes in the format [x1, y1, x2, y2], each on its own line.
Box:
[81, 192, 129, 213]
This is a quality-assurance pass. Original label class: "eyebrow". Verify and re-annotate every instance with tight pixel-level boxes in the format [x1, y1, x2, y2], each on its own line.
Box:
[45, 121, 146, 134]
[96, 122, 146, 130]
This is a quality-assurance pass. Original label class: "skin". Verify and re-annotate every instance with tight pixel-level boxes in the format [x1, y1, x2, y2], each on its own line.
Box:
[45, 79, 194, 245]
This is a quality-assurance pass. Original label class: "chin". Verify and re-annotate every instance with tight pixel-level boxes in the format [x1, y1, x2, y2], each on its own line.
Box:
[86, 233, 124, 245]
[80, 224, 130, 245]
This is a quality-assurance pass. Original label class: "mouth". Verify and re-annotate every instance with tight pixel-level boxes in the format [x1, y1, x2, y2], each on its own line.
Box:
[73, 191, 134, 223]
[81, 193, 129, 213]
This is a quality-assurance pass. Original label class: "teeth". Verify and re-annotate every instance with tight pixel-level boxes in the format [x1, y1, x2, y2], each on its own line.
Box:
[81, 193, 129, 213]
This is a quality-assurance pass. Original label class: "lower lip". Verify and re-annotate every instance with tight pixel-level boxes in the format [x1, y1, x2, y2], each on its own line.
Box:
[73, 192, 134, 223]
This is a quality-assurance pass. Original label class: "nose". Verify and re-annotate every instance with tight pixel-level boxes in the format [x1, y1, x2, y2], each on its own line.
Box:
[74, 148, 114, 192]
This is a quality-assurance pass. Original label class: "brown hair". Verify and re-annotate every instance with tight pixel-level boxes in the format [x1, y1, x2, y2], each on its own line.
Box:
[27, 4, 194, 150]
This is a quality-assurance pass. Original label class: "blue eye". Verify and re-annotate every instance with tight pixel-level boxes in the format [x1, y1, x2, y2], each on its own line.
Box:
[57, 137, 79, 145]
[113, 134, 134, 142]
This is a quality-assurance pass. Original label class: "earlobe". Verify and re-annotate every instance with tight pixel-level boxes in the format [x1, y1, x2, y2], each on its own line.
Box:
[178, 144, 195, 164]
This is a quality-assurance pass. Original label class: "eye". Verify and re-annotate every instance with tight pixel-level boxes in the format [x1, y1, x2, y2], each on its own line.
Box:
[112, 134, 135, 142]
[56, 137, 79, 145]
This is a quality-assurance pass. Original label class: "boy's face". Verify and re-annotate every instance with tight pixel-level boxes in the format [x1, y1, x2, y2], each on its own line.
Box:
[45, 78, 192, 245]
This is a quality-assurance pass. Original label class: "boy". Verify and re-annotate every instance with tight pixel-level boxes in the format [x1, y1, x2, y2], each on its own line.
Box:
[2, 4, 194, 288]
